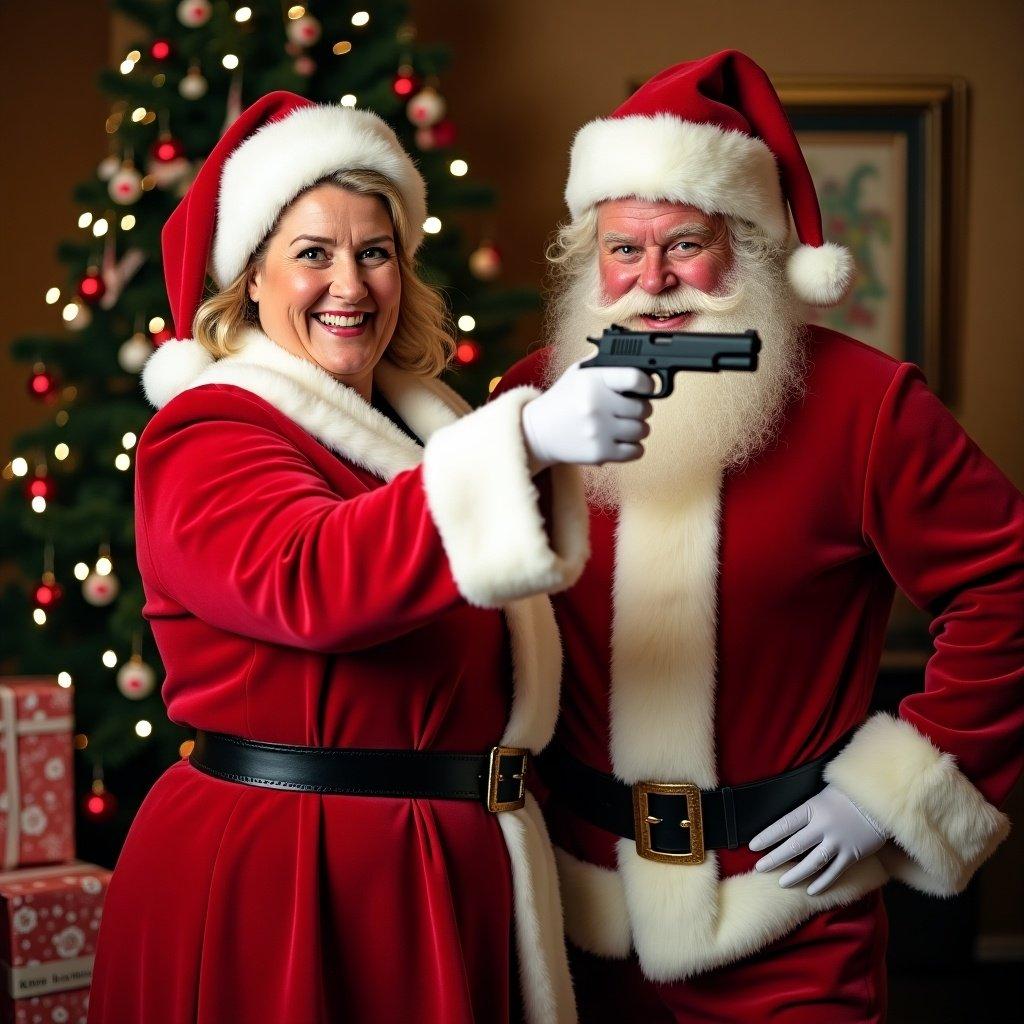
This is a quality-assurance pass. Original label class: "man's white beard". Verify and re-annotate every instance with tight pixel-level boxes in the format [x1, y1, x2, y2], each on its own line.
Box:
[543, 250, 809, 508]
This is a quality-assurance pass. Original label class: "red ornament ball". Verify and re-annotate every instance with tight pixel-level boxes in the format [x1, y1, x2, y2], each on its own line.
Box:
[26, 475, 57, 502]
[77, 268, 106, 304]
[34, 579, 64, 609]
[392, 71, 420, 98]
[150, 39, 172, 61]
[294, 55, 317, 77]
[455, 339, 481, 366]
[82, 786, 118, 822]
[27, 366, 60, 402]
[151, 135, 185, 164]
[416, 118, 457, 152]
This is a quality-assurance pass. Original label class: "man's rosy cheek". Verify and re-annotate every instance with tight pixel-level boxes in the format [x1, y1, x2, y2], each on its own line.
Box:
[678, 253, 726, 294]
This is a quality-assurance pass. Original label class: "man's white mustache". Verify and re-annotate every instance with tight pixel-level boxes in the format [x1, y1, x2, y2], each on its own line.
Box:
[585, 279, 747, 323]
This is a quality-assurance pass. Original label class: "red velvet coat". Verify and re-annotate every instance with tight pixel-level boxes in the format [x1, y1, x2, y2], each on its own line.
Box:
[495, 325, 1024, 984]
[87, 329, 588, 1024]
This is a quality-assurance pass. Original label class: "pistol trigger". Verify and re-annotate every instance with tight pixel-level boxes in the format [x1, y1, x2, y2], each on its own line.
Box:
[655, 370, 674, 399]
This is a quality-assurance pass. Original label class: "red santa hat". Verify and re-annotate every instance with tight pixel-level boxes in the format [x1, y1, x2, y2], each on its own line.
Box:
[162, 90, 427, 341]
[564, 49, 853, 307]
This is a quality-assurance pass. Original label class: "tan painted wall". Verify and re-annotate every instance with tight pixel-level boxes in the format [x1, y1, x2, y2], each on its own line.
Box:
[0, 1, 111, 454]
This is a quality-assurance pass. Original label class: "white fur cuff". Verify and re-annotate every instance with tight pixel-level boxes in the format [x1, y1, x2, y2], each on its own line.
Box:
[421, 387, 589, 608]
[825, 713, 1010, 895]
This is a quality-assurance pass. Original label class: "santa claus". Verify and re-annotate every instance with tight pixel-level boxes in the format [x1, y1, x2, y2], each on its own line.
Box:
[496, 49, 1024, 1021]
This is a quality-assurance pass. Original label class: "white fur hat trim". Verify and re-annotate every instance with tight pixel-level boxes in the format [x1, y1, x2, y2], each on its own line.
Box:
[212, 105, 427, 287]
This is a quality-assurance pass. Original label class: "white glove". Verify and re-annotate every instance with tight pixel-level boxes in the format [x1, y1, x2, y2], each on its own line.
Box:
[749, 784, 888, 895]
[521, 361, 654, 473]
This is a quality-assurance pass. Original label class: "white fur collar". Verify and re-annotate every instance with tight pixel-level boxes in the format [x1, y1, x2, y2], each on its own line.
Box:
[141, 329, 470, 481]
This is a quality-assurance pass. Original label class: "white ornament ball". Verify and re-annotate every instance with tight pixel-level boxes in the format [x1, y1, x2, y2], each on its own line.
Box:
[179, 67, 208, 100]
[406, 87, 446, 128]
[469, 243, 503, 281]
[82, 571, 119, 607]
[108, 165, 143, 206]
[66, 303, 92, 332]
[176, 0, 211, 27]
[97, 155, 121, 182]
[117, 658, 156, 700]
[118, 332, 154, 374]
[147, 156, 192, 191]
[286, 14, 322, 47]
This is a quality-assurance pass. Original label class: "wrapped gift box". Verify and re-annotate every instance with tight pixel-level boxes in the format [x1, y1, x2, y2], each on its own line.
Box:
[0, 680, 74, 870]
[0, 861, 110, 1024]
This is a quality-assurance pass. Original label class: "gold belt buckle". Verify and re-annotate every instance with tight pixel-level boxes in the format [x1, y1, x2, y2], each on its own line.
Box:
[632, 781, 705, 864]
[487, 746, 529, 813]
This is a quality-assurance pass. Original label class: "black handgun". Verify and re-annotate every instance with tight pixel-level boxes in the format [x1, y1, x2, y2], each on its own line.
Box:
[579, 324, 761, 398]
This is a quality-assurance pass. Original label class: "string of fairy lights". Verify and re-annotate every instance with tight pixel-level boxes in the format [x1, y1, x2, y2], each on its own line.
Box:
[5, 2, 511, 803]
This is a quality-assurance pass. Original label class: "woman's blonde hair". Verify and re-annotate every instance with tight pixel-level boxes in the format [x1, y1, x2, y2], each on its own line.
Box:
[192, 168, 454, 377]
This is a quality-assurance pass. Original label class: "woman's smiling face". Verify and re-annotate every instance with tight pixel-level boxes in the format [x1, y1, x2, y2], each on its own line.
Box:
[248, 183, 402, 398]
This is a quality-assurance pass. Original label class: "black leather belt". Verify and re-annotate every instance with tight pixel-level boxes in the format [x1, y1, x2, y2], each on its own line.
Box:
[190, 731, 530, 813]
[536, 735, 850, 864]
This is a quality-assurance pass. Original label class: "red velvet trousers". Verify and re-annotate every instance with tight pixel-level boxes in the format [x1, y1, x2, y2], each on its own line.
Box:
[568, 893, 888, 1023]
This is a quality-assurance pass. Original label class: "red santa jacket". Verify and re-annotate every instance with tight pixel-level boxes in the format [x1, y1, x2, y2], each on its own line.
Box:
[495, 324, 1024, 982]
[88, 328, 587, 1024]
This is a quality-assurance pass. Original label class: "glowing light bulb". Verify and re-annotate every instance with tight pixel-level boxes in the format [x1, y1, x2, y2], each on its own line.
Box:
[457, 315, 476, 332]
[351, 11, 369, 26]
[78, 212, 93, 228]
[11, 458, 28, 477]
[57, 672, 72, 688]
[131, 107, 147, 123]
[95, 556, 113, 576]
[449, 159, 468, 177]
[488, 376, 502, 394]
[45, 287, 60, 305]
[235, 6, 252, 21]
[423, 216, 442, 234]
[115, 453, 131, 471]
[222, 54, 239, 70]
[128, 50, 141, 62]
[62, 302, 80, 322]
[54, 443, 70, 461]
[92, 218, 109, 237]
[287, 4, 305, 17]
[33, 609, 47, 626]
[122, 432, 137, 449]
[120, 59, 134, 75]
[135, 720, 153, 737]
[31, 496, 46, 513]
[102, 650, 118, 668]
[121, 214, 136, 230]
[340, 93, 357, 108]
[332, 41, 352, 55]
[74, 562, 89, 581]
[148, 316, 165, 333]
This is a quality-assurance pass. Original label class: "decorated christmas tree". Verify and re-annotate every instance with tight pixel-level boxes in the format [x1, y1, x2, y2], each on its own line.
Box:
[0, 0, 536, 860]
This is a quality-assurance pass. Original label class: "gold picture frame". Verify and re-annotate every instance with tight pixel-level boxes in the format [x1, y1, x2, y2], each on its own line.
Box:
[774, 77, 968, 402]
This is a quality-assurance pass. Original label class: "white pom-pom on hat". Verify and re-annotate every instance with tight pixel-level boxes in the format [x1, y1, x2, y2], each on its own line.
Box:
[786, 241, 855, 307]
[141, 338, 214, 410]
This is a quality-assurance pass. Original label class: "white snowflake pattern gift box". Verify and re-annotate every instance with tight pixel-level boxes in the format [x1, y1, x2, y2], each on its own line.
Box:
[0, 861, 110, 1024]
[0, 680, 75, 870]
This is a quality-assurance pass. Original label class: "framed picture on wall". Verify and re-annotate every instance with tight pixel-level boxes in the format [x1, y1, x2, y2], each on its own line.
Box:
[774, 77, 967, 401]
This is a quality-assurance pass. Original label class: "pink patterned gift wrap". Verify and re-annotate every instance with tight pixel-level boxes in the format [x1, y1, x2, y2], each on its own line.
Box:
[0, 680, 74, 870]
[0, 861, 110, 1024]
